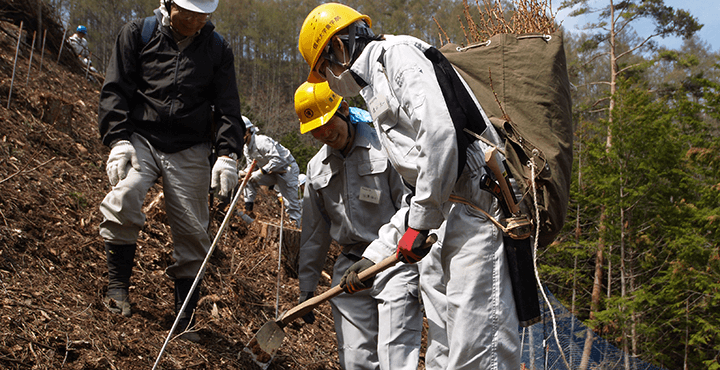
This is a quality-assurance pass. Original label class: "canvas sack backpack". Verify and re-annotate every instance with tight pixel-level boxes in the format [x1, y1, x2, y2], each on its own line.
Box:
[438, 32, 573, 248]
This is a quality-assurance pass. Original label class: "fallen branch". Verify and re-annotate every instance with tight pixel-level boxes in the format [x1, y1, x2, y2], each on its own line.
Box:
[12, 334, 56, 351]
[0, 156, 56, 185]
[0, 354, 32, 368]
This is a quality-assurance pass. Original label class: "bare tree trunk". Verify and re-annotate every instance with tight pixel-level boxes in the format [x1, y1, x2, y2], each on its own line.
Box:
[620, 179, 629, 370]
[609, 1, 622, 366]
[608, 0, 617, 149]
[571, 138, 583, 367]
[684, 299, 689, 370]
[529, 323, 536, 370]
[580, 0, 621, 351]
[580, 0, 620, 343]
[37, 1, 42, 49]
[579, 207, 604, 370]
[607, 243, 613, 299]
[631, 251, 638, 370]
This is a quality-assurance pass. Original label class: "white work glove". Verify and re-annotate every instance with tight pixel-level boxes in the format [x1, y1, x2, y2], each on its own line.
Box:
[249, 169, 264, 182]
[106, 140, 140, 186]
[238, 170, 248, 178]
[211, 157, 238, 199]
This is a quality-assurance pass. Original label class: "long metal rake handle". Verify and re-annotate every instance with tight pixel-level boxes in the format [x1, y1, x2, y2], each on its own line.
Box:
[152, 159, 257, 370]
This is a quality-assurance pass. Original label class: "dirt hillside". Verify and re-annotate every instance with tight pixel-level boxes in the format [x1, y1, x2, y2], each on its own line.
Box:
[0, 19, 347, 369]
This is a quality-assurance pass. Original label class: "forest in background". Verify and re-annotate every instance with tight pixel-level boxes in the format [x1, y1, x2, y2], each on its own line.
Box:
[32, 0, 720, 369]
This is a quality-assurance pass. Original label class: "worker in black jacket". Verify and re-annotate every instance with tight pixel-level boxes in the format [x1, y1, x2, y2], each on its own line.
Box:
[97, 0, 244, 343]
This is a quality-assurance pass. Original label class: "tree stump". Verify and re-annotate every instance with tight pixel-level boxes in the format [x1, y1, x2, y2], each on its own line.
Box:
[42, 96, 74, 137]
[259, 220, 302, 278]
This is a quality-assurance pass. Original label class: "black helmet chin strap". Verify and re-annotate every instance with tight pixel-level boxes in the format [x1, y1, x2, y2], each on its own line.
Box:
[343, 22, 357, 68]
[335, 20, 377, 68]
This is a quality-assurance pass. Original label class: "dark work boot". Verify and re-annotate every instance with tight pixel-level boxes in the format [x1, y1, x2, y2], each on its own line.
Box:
[175, 278, 201, 342]
[244, 201, 256, 219]
[104, 242, 136, 317]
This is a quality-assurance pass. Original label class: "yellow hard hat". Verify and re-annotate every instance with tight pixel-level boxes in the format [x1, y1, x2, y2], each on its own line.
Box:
[298, 3, 371, 83]
[294, 81, 342, 134]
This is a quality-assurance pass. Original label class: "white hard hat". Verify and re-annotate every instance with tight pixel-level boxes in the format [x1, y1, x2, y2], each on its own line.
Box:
[242, 116, 257, 134]
[298, 174, 307, 186]
[173, 0, 218, 13]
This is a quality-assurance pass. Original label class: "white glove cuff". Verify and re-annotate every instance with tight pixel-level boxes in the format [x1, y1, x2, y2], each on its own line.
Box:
[214, 156, 237, 170]
[111, 140, 132, 149]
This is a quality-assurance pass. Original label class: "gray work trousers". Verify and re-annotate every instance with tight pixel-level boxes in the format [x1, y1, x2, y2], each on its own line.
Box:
[243, 161, 302, 223]
[330, 253, 423, 370]
[99, 134, 212, 280]
[419, 141, 521, 370]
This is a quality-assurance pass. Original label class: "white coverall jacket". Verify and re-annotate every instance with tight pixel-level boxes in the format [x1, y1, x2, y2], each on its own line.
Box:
[68, 33, 89, 58]
[242, 133, 301, 223]
[68, 33, 95, 72]
[350, 35, 521, 370]
[299, 122, 422, 370]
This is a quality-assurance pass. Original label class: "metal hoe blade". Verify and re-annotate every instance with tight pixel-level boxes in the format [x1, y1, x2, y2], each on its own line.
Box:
[241, 234, 438, 368]
[243, 320, 285, 369]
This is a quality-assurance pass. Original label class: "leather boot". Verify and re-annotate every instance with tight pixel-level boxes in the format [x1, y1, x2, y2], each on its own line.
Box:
[104, 242, 135, 317]
[175, 278, 201, 342]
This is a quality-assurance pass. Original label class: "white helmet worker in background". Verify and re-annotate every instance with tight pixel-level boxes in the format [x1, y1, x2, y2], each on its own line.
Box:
[238, 116, 302, 227]
[242, 115, 257, 134]
[298, 3, 520, 370]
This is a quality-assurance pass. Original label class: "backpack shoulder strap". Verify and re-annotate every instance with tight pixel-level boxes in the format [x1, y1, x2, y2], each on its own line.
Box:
[210, 31, 224, 70]
[141, 15, 157, 46]
[424, 46, 487, 181]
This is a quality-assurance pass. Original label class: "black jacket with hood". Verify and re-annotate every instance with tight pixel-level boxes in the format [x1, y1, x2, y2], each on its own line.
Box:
[98, 10, 244, 157]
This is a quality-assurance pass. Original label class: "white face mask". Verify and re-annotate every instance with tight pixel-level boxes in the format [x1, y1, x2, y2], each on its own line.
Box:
[326, 66, 364, 97]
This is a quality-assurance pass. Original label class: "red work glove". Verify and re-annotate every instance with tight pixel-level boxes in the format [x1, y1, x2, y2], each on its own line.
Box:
[396, 227, 430, 263]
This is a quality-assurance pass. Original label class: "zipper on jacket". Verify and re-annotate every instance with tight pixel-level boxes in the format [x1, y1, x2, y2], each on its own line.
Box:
[169, 50, 181, 118]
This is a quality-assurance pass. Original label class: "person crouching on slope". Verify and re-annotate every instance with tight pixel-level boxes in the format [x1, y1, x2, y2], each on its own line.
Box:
[294, 81, 423, 370]
[239, 116, 302, 227]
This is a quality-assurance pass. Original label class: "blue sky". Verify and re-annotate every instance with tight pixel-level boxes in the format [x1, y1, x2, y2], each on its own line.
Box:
[553, 0, 719, 52]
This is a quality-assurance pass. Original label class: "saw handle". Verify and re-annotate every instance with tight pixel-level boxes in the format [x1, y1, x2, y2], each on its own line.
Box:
[278, 234, 437, 327]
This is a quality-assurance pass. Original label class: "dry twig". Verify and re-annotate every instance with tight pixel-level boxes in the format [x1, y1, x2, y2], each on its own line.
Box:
[442, 0, 557, 46]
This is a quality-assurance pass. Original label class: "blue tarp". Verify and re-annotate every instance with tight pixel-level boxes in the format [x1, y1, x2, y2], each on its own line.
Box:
[520, 289, 666, 370]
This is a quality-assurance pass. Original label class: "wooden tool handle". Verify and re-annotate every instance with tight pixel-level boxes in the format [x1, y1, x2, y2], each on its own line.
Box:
[278, 254, 398, 326]
[278, 234, 437, 326]
[485, 148, 520, 215]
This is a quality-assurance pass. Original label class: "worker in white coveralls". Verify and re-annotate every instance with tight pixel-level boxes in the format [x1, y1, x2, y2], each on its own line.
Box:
[67, 25, 97, 72]
[298, 3, 520, 370]
[273, 173, 306, 209]
[239, 116, 302, 227]
[68, 25, 89, 60]
[294, 81, 423, 370]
